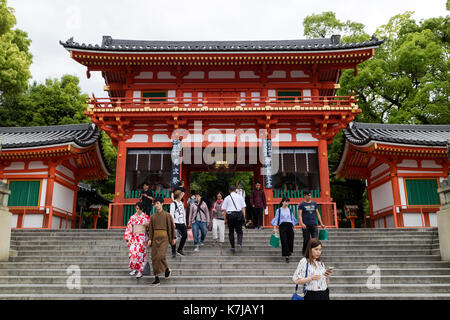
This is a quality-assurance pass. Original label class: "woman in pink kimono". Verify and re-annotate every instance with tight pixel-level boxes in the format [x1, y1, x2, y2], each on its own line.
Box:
[124, 202, 150, 278]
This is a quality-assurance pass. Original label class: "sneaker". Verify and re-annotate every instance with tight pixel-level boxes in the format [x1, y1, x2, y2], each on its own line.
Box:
[136, 272, 143, 278]
[129, 270, 137, 276]
[229, 248, 236, 253]
[200, 242, 204, 246]
[194, 245, 200, 252]
[238, 244, 242, 251]
[285, 257, 290, 263]
[172, 251, 176, 258]
[259, 226, 264, 230]
[165, 268, 172, 279]
[177, 250, 185, 256]
[152, 277, 160, 286]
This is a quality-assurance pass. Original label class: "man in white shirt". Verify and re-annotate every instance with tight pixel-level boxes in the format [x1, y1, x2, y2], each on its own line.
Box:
[221, 185, 247, 252]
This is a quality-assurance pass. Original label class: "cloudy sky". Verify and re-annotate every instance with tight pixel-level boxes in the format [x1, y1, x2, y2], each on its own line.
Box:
[8, 0, 448, 98]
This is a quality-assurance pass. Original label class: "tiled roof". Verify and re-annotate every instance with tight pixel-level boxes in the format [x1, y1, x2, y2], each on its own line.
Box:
[78, 182, 111, 205]
[343, 122, 450, 147]
[60, 35, 384, 52]
[0, 123, 100, 149]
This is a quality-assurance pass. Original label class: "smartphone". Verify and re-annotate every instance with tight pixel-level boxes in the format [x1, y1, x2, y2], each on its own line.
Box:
[326, 267, 334, 273]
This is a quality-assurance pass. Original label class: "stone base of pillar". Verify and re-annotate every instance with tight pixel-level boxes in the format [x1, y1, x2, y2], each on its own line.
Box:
[438, 184, 450, 261]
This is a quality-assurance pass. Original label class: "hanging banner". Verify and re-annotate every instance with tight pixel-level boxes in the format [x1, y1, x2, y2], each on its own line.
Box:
[170, 139, 182, 189]
[263, 139, 273, 189]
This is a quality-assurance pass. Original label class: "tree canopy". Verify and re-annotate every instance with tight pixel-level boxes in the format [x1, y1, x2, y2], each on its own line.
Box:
[0, 0, 32, 98]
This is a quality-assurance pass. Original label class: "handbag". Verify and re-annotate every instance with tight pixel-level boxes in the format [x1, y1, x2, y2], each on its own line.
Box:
[142, 261, 151, 276]
[230, 194, 244, 223]
[291, 262, 309, 300]
[187, 228, 194, 241]
[319, 228, 329, 240]
[269, 232, 280, 248]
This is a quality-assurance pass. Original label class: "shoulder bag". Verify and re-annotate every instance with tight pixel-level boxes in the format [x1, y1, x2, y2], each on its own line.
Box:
[291, 262, 309, 300]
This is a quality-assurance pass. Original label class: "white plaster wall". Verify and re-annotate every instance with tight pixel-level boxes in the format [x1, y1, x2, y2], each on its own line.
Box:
[5, 162, 25, 170]
[127, 134, 149, 143]
[403, 213, 423, 227]
[398, 177, 407, 206]
[429, 213, 437, 227]
[51, 216, 61, 229]
[23, 214, 44, 228]
[303, 89, 311, 100]
[371, 163, 390, 179]
[135, 72, 153, 79]
[182, 134, 203, 143]
[374, 218, 385, 228]
[268, 70, 286, 78]
[208, 133, 236, 143]
[296, 133, 318, 142]
[421, 160, 442, 168]
[371, 181, 394, 212]
[3, 171, 47, 176]
[239, 71, 259, 79]
[209, 71, 235, 79]
[29, 161, 47, 170]
[184, 71, 204, 79]
[385, 215, 395, 228]
[11, 214, 18, 228]
[240, 133, 259, 142]
[157, 72, 175, 79]
[291, 70, 308, 78]
[56, 165, 74, 180]
[273, 133, 292, 142]
[52, 183, 74, 213]
[152, 134, 171, 143]
[40, 179, 47, 207]
[398, 159, 418, 168]
[371, 172, 389, 185]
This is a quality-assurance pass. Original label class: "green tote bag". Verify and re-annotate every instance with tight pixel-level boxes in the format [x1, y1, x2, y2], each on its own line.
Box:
[319, 229, 329, 240]
[270, 232, 280, 248]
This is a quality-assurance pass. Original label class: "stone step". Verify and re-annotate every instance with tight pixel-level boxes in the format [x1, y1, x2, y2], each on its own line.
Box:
[1, 292, 449, 300]
[0, 283, 449, 295]
[0, 275, 449, 285]
[2, 267, 450, 277]
[12, 248, 442, 257]
[10, 243, 441, 251]
[10, 239, 440, 247]
[8, 254, 443, 263]
[2, 261, 449, 270]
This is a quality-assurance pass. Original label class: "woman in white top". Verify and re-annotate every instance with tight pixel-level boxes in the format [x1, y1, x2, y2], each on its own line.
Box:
[169, 190, 187, 256]
[292, 238, 333, 300]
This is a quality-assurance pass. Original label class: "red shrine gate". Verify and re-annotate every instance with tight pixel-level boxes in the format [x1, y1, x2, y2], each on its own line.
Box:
[61, 35, 383, 228]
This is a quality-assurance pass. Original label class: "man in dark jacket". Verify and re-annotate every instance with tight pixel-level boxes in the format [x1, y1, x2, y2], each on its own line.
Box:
[250, 181, 266, 230]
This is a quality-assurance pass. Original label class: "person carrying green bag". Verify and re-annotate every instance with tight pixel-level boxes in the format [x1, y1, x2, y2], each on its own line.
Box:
[271, 197, 298, 263]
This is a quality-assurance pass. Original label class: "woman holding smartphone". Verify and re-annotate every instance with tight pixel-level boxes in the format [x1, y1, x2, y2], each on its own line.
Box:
[292, 238, 333, 300]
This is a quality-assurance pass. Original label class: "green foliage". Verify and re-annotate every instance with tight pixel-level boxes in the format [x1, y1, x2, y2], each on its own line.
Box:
[303, 11, 369, 42]
[0, 74, 90, 126]
[0, 0, 32, 97]
[190, 171, 254, 202]
[338, 12, 450, 125]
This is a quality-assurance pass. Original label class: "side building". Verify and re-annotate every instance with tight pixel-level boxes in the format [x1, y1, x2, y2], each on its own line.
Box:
[336, 122, 450, 228]
[0, 124, 110, 229]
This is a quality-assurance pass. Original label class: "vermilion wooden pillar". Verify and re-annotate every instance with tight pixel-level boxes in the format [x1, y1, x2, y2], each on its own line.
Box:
[112, 139, 127, 227]
[389, 161, 401, 228]
[318, 139, 332, 226]
[43, 160, 57, 229]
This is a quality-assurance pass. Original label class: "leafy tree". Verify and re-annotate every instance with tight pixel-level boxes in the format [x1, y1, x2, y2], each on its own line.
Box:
[338, 12, 450, 125]
[303, 10, 450, 220]
[303, 11, 369, 43]
[0, 0, 32, 98]
[0, 75, 90, 126]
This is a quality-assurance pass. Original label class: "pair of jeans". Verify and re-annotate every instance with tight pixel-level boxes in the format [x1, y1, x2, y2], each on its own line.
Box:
[192, 221, 207, 245]
[227, 211, 243, 248]
[171, 223, 187, 253]
[279, 222, 294, 257]
[302, 224, 318, 255]
[252, 207, 264, 228]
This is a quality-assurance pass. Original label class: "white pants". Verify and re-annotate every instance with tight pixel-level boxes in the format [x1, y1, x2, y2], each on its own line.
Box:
[212, 218, 225, 243]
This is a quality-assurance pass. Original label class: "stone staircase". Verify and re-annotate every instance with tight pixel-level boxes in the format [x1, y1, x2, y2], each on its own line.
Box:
[0, 228, 449, 300]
